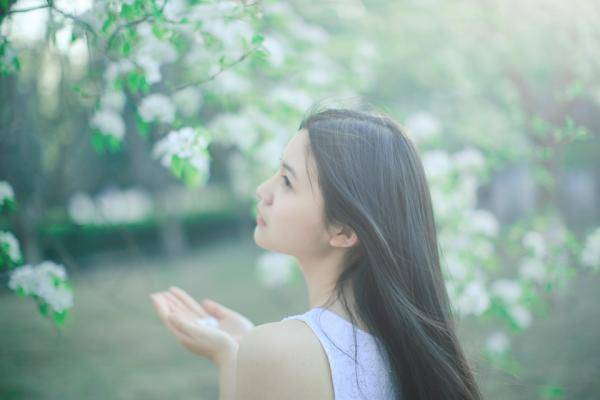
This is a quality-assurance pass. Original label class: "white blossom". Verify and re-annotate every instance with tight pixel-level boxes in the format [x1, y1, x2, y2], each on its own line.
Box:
[0, 230, 22, 263]
[485, 331, 510, 354]
[470, 209, 499, 237]
[453, 147, 485, 173]
[91, 109, 125, 139]
[519, 258, 546, 283]
[422, 150, 452, 182]
[405, 111, 441, 142]
[522, 231, 547, 258]
[152, 127, 211, 177]
[580, 227, 600, 271]
[510, 304, 532, 329]
[68, 192, 99, 225]
[134, 22, 178, 84]
[445, 254, 468, 280]
[263, 35, 287, 67]
[8, 265, 36, 294]
[35, 260, 68, 280]
[103, 59, 135, 83]
[99, 89, 126, 112]
[163, 0, 187, 20]
[138, 94, 176, 124]
[0, 181, 15, 205]
[454, 279, 489, 316]
[255, 252, 295, 288]
[491, 279, 521, 304]
[8, 261, 73, 313]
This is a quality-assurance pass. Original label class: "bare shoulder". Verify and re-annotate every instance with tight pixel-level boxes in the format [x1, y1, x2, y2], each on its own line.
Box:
[235, 319, 334, 400]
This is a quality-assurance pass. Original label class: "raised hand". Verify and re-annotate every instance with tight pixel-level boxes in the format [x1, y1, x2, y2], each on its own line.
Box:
[150, 286, 255, 355]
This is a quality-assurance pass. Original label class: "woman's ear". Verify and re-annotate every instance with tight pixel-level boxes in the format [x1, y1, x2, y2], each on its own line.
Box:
[328, 224, 359, 249]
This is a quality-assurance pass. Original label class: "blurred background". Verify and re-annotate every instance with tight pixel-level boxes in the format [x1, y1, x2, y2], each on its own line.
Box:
[0, 0, 599, 399]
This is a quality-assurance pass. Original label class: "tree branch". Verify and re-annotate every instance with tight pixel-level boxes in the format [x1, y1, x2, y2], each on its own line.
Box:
[171, 47, 259, 92]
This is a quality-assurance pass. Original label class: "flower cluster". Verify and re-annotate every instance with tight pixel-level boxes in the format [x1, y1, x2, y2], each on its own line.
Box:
[8, 261, 74, 313]
[152, 127, 211, 183]
[0, 230, 22, 265]
[580, 226, 600, 271]
[0, 180, 15, 211]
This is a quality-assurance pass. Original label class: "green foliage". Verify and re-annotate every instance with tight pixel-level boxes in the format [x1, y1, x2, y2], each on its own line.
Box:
[169, 155, 208, 188]
[0, 37, 20, 75]
[91, 130, 123, 153]
[124, 70, 150, 94]
[136, 113, 151, 137]
[539, 384, 565, 400]
[0, 197, 15, 215]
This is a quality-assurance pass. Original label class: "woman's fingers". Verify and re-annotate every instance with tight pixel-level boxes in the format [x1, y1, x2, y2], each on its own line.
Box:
[151, 294, 193, 340]
[162, 291, 198, 319]
[169, 286, 208, 317]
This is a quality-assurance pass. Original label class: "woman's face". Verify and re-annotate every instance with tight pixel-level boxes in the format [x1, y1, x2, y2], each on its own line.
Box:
[254, 129, 331, 257]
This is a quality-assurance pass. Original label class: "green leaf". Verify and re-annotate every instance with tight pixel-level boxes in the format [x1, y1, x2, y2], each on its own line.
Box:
[38, 301, 49, 317]
[120, 37, 132, 56]
[539, 384, 565, 399]
[53, 310, 68, 327]
[251, 33, 265, 45]
[120, 3, 137, 20]
[136, 113, 151, 137]
[106, 136, 122, 153]
[101, 13, 117, 34]
[126, 71, 144, 92]
[531, 115, 549, 137]
[152, 23, 171, 40]
[170, 155, 184, 177]
[182, 163, 201, 188]
[91, 131, 105, 153]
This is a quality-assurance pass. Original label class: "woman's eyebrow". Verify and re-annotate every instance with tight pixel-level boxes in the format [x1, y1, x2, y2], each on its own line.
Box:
[279, 156, 298, 180]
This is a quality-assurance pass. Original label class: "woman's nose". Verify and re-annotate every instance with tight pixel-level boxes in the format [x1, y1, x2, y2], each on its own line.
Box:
[255, 182, 265, 203]
[255, 180, 272, 204]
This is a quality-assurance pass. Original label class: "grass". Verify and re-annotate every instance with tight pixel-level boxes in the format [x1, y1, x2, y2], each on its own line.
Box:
[0, 228, 598, 399]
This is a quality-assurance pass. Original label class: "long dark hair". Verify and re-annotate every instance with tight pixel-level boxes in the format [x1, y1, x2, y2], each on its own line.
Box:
[298, 105, 483, 400]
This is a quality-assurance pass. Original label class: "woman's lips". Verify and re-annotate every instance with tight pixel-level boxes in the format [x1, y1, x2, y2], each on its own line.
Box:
[256, 214, 266, 226]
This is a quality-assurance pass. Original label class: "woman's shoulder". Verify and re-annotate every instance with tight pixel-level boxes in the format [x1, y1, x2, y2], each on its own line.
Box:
[237, 319, 334, 399]
[241, 319, 330, 366]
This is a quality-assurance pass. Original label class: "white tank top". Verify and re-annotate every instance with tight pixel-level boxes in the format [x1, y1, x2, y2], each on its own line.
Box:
[280, 307, 397, 399]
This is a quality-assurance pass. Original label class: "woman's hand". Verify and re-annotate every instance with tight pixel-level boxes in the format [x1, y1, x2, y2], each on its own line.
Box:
[149, 286, 255, 365]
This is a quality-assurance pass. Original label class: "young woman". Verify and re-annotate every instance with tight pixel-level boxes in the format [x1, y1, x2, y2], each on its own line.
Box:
[150, 107, 483, 400]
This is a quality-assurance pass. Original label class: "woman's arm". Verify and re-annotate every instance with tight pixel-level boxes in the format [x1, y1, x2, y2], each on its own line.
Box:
[217, 344, 239, 400]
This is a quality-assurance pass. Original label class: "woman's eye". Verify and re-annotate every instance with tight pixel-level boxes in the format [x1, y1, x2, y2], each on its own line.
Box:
[281, 175, 292, 188]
